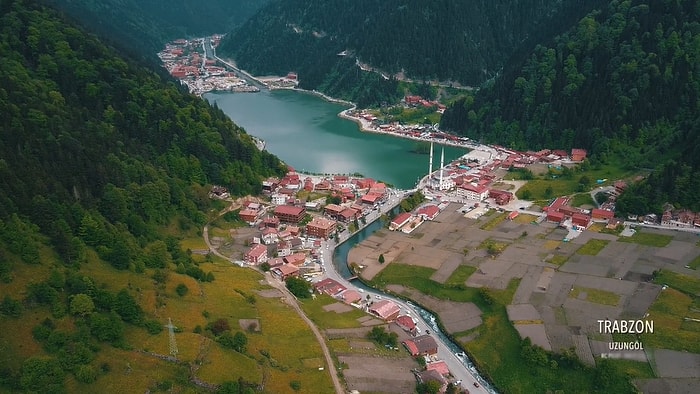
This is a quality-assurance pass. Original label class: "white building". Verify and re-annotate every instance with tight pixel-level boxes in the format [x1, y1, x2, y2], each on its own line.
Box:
[271, 193, 286, 205]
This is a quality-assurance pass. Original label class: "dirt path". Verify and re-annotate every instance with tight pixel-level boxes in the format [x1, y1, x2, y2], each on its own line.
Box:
[202, 199, 345, 394]
[264, 275, 345, 394]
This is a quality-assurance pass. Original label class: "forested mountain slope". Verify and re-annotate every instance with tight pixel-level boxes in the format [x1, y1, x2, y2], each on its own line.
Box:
[45, 0, 269, 56]
[0, 2, 285, 390]
[0, 0, 284, 265]
[441, 0, 700, 213]
[219, 0, 604, 105]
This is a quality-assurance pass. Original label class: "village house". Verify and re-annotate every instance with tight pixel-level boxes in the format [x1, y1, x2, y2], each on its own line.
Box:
[368, 299, 401, 321]
[489, 189, 514, 205]
[390, 212, 413, 231]
[272, 264, 299, 281]
[284, 252, 307, 266]
[306, 217, 337, 239]
[426, 360, 451, 377]
[261, 216, 280, 229]
[261, 227, 278, 244]
[275, 240, 291, 257]
[324, 204, 344, 220]
[339, 289, 362, 305]
[313, 278, 346, 297]
[270, 193, 287, 205]
[273, 205, 306, 224]
[245, 244, 268, 265]
[591, 208, 615, 220]
[395, 315, 417, 335]
[267, 257, 285, 268]
[416, 205, 440, 221]
[416, 370, 448, 393]
[239, 208, 259, 224]
[402, 334, 439, 356]
[571, 149, 587, 162]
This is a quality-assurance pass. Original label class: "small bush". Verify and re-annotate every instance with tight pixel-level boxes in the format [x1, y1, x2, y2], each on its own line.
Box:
[175, 283, 188, 297]
[75, 365, 97, 384]
[144, 320, 163, 335]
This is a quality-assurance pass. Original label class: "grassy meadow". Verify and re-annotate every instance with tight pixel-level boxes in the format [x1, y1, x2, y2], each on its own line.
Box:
[0, 245, 334, 394]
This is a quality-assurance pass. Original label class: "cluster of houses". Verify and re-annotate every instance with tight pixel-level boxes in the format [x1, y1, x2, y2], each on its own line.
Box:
[157, 36, 258, 95]
[263, 169, 391, 216]
[389, 204, 444, 233]
[543, 196, 619, 230]
[404, 95, 447, 113]
[660, 207, 700, 228]
[239, 169, 398, 279]
[495, 146, 588, 169]
[309, 277, 458, 390]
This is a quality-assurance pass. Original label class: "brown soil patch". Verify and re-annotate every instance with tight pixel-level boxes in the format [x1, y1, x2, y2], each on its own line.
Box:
[257, 289, 283, 298]
[386, 284, 483, 333]
[322, 302, 354, 313]
[339, 355, 417, 393]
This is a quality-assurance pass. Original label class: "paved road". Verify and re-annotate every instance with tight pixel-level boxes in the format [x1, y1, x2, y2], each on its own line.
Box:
[318, 191, 492, 393]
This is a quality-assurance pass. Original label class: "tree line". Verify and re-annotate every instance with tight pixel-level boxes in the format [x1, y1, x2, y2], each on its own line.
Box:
[441, 0, 700, 213]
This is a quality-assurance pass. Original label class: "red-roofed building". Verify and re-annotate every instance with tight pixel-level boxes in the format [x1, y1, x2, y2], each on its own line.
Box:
[458, 184, 489, 201]
[245, 244, 268, 265]
[571, 149, 587, 162]
[354, 178, 376, 189]
[339, 208, 357, 223]
[547, 211, 565, 223]
[395, 315, 416, 334]
[306, 217, 337, 239]
[324, 204, 344, 219]
[572, 213, 591, 228]
[368, 300, 401, 321]
[614, 180, 628, 194]
[390, 212, 413, 231]
[313, 278, 346, 296]
[239, 209, 259, 223]
[284, 252, 306, 266]
[402, 335, 438, 356]
[545, 197, 571, 212]
[417, 205, 440, 221]
[272, 264, 299, 281]
[405, 95, 422, 105]
[508, 211, 520, 220]
[489, 189, 514, 205]
[315, 180, 331, 191]
[591, 209, 614, 220]
[274, 205, 306, 224]
[426, 360, 451, 377]
[262, 216, 280, 228]
[362, 193, 382, 205]
[340, 290, 362, 304]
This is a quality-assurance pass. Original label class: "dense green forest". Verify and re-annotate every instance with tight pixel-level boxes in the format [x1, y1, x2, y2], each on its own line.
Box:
[441, 0, 700, 213]
[45, 0, 269, 57]
[219, 0, 605, 107]
[0, 1, 284, 390]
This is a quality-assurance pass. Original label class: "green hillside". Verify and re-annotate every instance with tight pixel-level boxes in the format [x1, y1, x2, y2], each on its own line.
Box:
[0, 1, 320, 392]
[441, 0, 700, 212]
